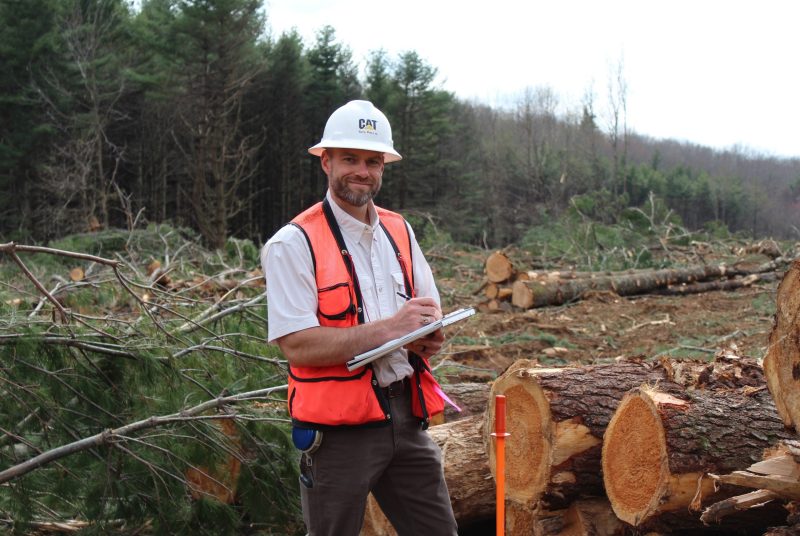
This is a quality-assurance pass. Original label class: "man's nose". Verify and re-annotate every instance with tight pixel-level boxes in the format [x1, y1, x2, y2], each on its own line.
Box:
[354, 160, 370, 176]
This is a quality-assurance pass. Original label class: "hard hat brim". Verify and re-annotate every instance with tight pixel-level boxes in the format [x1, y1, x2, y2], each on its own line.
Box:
[309, 141, 402, 163]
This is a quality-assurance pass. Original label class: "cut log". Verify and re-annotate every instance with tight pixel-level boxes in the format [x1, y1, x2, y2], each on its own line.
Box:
[510, 498, 625, 536]
[602, 386, 793, 528]
[485, 282, 500, 299]
[497, 287, 513, 301]
[484, 360, 687, 509]
[185, 418, 241, 504]
[506, 499, 537, 535]
[764, 260, 800, 430]
[557, 498, 624, 536]
[511, 262, 769, 309]
[484, 282, 513, 301]
[441, 382, 491, 422]
[486, 251, 515, 283]
[656, 273, 774, 296]
[360, 415, 493, 535]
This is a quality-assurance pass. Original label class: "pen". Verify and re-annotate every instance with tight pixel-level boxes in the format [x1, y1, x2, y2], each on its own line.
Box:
[396, 291, 411, 301]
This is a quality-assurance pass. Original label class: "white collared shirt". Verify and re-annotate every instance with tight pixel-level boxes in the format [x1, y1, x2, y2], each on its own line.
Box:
[261, 191, 440, 386]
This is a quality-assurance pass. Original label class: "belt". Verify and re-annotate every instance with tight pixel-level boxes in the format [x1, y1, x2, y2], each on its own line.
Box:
[382, 377, 410, 399]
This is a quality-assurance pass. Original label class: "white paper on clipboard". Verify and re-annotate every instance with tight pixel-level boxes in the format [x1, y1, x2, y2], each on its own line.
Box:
[345, 307, 475, 371]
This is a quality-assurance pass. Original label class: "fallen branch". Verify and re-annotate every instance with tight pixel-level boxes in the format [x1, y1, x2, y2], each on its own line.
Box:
[0, 384, 288, 484]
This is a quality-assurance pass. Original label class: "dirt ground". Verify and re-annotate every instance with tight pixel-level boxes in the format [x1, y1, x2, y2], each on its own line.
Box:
[434, 269, 778, 385]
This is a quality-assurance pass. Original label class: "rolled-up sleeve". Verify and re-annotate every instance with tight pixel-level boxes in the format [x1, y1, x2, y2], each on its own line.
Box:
[261, 225, 320, 342]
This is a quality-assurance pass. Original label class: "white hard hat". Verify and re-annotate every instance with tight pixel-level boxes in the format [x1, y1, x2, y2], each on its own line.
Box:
[309, 100, 402, 163]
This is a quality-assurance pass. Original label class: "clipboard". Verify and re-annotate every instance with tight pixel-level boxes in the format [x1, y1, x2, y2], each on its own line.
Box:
[346, 307, 476, 371]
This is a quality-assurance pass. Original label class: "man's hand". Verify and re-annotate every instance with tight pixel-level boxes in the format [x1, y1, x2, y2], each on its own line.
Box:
[393, 296, 441, 332]
[397, 297, 444, 359]
[404, 328, 444, 359]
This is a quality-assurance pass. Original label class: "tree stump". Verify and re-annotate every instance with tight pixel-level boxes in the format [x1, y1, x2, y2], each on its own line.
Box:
[602, 386, 793, 528]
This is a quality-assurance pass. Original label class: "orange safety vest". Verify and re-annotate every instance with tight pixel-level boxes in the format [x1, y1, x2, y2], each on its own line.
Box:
[287, 198, 445, 429]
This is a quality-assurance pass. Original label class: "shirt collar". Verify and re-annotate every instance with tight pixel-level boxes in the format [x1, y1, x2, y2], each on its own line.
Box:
[325, 190, 380, 241]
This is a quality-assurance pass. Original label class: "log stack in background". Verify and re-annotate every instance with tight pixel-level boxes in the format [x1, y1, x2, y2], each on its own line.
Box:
[476, 249, 787, 312]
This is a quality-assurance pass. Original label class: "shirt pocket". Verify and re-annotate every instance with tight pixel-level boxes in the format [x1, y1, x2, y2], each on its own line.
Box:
[392, 271, 409, 308]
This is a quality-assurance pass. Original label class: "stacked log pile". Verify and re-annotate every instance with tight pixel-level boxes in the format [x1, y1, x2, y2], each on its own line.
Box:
[364, 258, 800, 535]
[476, 250, 789, 311]
[362, 357, 791, 535]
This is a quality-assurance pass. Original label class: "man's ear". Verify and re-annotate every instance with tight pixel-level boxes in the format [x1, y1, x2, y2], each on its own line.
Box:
[320, 149, 331, 175]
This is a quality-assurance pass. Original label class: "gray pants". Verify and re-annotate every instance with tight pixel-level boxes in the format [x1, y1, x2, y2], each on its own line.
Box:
[298, 386, 458, 536]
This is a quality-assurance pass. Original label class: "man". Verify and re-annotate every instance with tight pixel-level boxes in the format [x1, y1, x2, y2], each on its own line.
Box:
[261, 100, 458, 536]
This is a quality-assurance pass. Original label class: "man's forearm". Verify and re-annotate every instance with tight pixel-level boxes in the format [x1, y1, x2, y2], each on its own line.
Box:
[277, 296, 441, 367]
[277, 319, 397, 367]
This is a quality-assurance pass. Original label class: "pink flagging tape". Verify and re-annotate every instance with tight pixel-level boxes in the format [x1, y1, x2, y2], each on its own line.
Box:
[434, 384, 462, 412]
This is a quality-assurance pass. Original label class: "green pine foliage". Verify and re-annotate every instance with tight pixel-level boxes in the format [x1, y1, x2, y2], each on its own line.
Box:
[0, 228, 301, 534]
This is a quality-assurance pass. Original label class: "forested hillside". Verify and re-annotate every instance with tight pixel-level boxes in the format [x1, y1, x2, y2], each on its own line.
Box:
[1, 0, 799, 250]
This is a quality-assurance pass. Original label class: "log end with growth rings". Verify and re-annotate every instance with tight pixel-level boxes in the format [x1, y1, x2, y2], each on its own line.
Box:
[487, 361, 554, 504]
[601, 387, 672, 526]
[763, 260, 800, 430]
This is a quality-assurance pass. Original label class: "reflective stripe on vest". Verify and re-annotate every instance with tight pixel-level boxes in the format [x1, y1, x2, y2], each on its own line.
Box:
[287, 199, 421, 428]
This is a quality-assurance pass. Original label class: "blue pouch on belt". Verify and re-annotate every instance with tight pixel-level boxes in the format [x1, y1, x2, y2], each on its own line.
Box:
[292, 427, 323, 453]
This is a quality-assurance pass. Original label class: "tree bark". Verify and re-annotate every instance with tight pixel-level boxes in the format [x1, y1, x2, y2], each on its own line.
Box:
[655, 273, 775, 296]
[764, 260, 800, 431]
[441, 382, 491, 422]
[602, 386, 793, 528]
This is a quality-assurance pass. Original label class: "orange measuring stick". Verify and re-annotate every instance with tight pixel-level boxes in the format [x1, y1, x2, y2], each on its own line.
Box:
[492, 395, 510, 536]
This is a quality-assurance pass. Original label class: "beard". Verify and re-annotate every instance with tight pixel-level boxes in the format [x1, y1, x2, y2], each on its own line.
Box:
[331, 175, 382, 207]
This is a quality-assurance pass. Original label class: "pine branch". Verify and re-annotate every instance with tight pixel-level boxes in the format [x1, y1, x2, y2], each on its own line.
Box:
[0, 385, 287, 484]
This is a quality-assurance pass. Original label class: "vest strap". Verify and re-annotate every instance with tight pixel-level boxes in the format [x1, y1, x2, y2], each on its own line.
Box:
[322, 197, 365, 324]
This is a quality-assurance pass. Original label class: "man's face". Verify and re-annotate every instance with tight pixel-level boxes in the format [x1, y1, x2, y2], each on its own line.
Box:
[322, 148, 384, 208]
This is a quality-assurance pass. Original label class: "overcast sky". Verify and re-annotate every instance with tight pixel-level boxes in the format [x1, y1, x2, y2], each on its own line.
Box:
[264, 0, 799, 159]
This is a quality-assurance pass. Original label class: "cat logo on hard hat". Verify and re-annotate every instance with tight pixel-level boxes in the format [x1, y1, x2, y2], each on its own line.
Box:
[358, 118, 378, 134]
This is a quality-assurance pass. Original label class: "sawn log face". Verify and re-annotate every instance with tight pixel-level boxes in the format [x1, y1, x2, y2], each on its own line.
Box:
[603, 386, 794, 528]
[764, 259, 800, 430]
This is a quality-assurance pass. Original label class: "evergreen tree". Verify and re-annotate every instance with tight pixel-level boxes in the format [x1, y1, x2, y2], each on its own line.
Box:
[125, 0, 185, 225]
[170, 0, 265, 249]
[382, 51, 454, 210]
[304, 26, 362, 203]
[364, 49, 394, 110]
[248, 30, 310, 236]
[0, 0, 59, 239]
